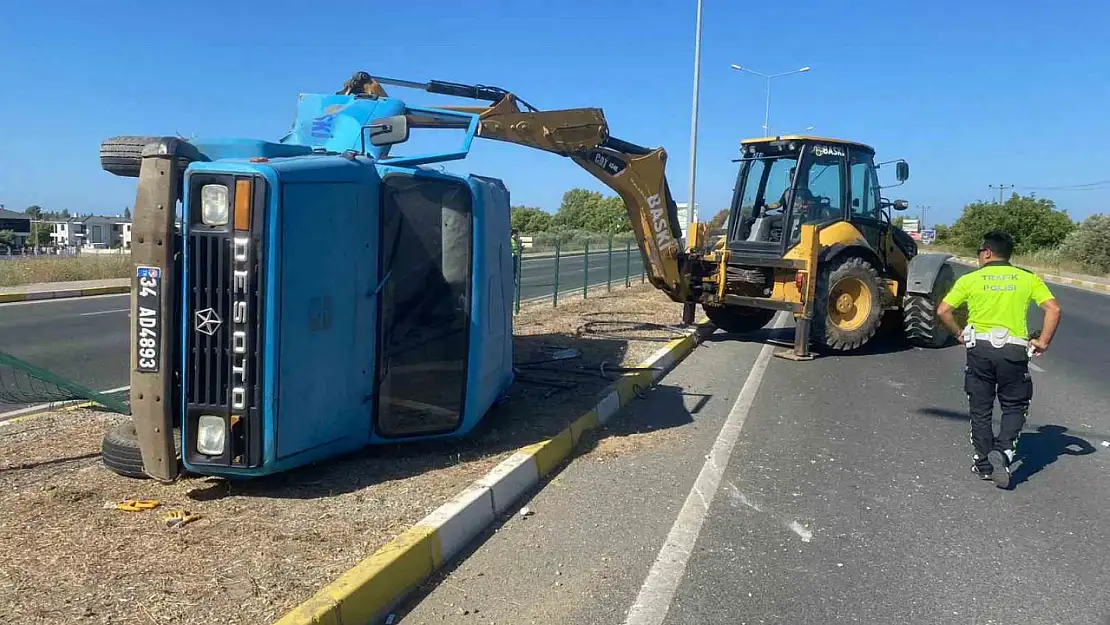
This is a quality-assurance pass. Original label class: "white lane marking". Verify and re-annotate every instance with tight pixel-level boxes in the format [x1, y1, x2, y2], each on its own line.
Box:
[1029, 362, 1046, 373]
[0, 385, 130, 422]
[622, 314, 785, 625]
[0, 293, 128, 308]
[79, 308, 129, 317]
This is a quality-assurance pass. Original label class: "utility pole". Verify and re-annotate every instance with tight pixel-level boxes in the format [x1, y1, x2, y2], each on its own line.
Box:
[989, 184, 1014, 204]
[686, 0, 704, 238]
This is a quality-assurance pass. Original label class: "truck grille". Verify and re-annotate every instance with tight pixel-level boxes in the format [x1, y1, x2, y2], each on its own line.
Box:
[186, 231, 233, 408]
[183, 174, 266, 469]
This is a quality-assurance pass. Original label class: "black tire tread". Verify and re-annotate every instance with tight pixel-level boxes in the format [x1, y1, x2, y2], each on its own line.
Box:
[902, 264, 958, 348]
[100, 421, 182, 480]
[100, 136, 191, 178]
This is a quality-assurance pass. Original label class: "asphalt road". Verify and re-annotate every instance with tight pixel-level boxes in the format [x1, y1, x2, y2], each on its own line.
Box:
[0, 250, 646, 414]
[518, 248, 645, 302]
[396, 277, 1110, 624]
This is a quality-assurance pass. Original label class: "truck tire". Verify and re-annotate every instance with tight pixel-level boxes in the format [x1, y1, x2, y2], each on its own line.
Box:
[703, 304, 776, 334]
[813, 256, 884, 351]
[100, 421, 181, 479]
[100, 136, 161, 178]
[903, 263, 958, 348]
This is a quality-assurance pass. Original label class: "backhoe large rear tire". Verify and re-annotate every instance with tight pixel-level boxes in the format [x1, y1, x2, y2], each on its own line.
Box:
[703, 304, 776, 334]
[813, 256, 884, 351]
[903, 263, 960, 348]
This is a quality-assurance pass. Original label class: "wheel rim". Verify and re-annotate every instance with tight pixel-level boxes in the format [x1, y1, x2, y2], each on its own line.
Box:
[828, 277, 872, 331]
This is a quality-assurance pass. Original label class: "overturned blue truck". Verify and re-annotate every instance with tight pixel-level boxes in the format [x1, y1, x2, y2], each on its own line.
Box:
[101, 72, 686, 481]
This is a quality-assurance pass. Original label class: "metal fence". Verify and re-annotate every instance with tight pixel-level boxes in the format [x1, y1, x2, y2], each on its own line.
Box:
[0, 247, 126, 260]
[513, 238, 648, 313]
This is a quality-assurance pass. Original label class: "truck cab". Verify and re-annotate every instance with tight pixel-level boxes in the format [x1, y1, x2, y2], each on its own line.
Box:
[105, 92, 515, 479]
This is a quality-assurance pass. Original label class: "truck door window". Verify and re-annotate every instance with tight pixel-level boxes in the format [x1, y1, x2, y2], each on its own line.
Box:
[733, 155, 795, 243]
[850, 153, 881, 221]
[788, 148, 844, 246]
[376, 176, 473, 437]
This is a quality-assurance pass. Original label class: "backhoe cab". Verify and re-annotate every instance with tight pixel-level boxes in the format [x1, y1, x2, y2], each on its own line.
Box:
[689, 135, 956, 357]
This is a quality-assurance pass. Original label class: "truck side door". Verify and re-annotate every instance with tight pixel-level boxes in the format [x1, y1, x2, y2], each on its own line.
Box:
[848, 150, 885, 261]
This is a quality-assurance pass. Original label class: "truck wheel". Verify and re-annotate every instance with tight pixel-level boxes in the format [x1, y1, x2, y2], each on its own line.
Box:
[100, 136, 161, 178]
[100, 421, 181, 479]
[703, 304, 776, 334]
[903, 264, 959, 348]
[813, 256, 884, 351]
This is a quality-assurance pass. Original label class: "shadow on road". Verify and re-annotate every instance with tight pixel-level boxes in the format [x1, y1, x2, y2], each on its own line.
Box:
[1009, 425, 1097, 488]
[703, 320, 926, 357]
[916, 409, 1101, 489]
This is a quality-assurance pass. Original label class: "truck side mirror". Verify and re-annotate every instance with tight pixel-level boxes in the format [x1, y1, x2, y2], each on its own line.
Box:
[367, 115, 410, 147]
[896, 161, 910, 182]
[893, 199, 909, 211]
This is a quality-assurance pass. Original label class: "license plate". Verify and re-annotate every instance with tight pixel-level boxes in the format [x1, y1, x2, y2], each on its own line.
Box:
[135, 266, 162, 373]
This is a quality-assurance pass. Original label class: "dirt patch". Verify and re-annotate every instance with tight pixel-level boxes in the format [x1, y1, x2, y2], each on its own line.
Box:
[0, 285, 687, 625]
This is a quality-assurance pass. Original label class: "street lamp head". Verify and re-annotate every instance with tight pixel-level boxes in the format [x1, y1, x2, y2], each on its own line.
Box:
[730, 64, 743, 71]
[798, 66, 811, 72]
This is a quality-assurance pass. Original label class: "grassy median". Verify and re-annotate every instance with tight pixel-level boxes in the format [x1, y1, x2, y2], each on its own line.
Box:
[0, 256, 131, 288]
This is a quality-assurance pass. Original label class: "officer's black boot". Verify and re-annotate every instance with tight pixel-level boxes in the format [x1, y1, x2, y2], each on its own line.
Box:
[987, 449, 1012, 489]
[971, 454, 994, 480]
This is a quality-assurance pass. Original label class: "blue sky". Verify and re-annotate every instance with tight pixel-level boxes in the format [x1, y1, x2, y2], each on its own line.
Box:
[1, 1, 1107, 226]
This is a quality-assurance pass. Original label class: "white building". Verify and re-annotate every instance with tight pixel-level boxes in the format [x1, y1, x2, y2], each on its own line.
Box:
[49, 220, 85, 247]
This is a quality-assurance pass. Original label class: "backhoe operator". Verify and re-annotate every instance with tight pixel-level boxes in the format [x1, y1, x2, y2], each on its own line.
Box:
[936, 230, 1062, 489]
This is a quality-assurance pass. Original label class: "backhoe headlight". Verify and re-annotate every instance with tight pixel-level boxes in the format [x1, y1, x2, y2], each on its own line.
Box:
[196, 415, 226, 455]
[200, 184, 229, 226]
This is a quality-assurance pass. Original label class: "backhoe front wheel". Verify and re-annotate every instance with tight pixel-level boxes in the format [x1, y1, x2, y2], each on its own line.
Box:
[813, 256, 884, 351]
[903, 263, 961, 348]
[703, 304, 776, 334]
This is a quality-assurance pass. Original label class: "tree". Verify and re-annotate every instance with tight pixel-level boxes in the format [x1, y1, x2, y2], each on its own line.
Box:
[948, 193, 1074, 253]
[0, 230, 15, 247]
[893, 216, 906, 230]
[1061, 213, 1110, 274]
[31, 223, 52, 246]
[24, 205, 42, 219]
[61, 209, 71, 219]
[933, 224, 951, 244]
[708, 209, 729, 230]
[123, 207, 132, 220]
[510, 206, 553, 233]
[552, 188, 631, 234]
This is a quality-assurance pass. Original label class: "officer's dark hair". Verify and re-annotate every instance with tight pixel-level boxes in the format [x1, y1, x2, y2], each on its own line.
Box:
[980, 230, 1014, 259]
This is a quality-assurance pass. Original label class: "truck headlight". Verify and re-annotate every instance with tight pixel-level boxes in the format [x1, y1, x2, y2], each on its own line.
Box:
[200, 184, 229, 226]
[196, 415, 226, 455]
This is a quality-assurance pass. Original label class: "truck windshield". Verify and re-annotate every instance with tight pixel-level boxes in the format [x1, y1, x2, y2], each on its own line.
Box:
[731, 152, 800, 244]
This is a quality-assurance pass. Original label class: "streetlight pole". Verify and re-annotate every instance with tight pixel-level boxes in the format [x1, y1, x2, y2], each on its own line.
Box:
[730, 64, 811, 136]
[686, 0, 704, 240]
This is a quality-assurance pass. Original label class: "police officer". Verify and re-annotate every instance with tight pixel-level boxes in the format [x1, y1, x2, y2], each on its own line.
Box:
[936, 230, 1062, 489]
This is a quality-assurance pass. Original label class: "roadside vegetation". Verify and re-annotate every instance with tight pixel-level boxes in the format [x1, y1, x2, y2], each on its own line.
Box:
[0, 255, 131, 288]
[923, 194, 1109, 277]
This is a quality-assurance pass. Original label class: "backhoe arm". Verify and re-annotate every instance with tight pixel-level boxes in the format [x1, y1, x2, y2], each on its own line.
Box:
[346, 72, 690, 301]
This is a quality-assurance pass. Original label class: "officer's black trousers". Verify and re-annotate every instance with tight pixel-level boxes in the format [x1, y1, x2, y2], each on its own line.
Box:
[964, 343, 1033, 460]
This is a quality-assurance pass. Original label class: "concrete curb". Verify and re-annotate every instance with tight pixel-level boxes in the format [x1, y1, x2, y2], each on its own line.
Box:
[950, 257, 1108, 295]
[0, 284, 129, 304]
[271, 319, 714, 625]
